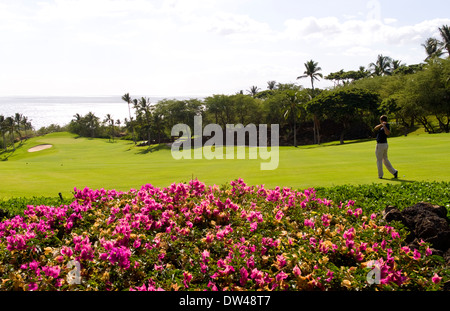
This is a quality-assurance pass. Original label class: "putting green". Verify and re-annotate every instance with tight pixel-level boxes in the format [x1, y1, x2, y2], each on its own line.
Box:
[1, 132, 449, 198]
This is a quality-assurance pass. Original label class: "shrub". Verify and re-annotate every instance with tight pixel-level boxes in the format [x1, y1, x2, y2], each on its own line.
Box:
[0, 179, 448, 291]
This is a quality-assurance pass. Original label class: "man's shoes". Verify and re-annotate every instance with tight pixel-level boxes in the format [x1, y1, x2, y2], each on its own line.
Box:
[394, 170, 398, 179]
[378, 177, 383, 179]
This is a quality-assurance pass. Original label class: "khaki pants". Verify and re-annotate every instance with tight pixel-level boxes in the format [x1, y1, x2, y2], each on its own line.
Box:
[376, 143, 396, 178]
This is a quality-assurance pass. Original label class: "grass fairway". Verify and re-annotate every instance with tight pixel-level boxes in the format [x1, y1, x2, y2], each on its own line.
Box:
[1, 131, 449, 199]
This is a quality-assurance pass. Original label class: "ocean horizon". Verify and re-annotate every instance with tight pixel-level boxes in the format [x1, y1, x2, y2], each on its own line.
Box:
[0, 95, 199, 130]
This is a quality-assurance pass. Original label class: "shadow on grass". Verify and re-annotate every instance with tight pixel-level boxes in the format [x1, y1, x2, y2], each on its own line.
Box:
[384, 177, 416, 183]
[0, 141, 25, 161]
[136, 143, 172, 154]
[298, 138, 374, 149]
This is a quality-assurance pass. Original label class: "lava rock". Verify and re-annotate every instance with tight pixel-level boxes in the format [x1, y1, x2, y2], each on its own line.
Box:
[383, 202, 450, 263]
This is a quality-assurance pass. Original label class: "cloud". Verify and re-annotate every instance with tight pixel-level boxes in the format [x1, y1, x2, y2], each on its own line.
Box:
[283, 16, 450, 48]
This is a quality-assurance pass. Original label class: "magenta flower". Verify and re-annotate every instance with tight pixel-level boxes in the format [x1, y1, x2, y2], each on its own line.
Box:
[413, 249, 421, 260]
[183, 271, 193, 288]
[325, 270, 334, 282]
[293, 265, 301, 277]
[240, 267, 249, 286]
[432, 273, 442, 284]
[304, 218, 315, 228]
[28, 283, 38, 291]
[60, 246, 73, 257]
[275, 271, 288, 282]
[321, 214, 331, 227]
[275, 210, 284, 221]
[401, 246, 410, 254]
[276, 254, 287, 268]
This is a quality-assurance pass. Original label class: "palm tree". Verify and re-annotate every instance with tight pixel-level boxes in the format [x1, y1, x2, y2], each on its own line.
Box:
[103, 114, 115, 142]
[297, 60, 323, 90]
[247, 86, 260, 97]
[136, 97, 153, 146]
[5, 117, 15, 151]
[20, 116, 30, 140]
[297, 60, 323, 144]
[121, 93, 136, 145]
[267, 81, 277, 90]
[422, 37, 444, 61]
[438, 24, 450, 56]
[282, 90, 305, 147]
[0, 115, 7, 151]
[85, 112, 99, 138]
[14, 113, 23, 140]
[369, 54, 393, 76]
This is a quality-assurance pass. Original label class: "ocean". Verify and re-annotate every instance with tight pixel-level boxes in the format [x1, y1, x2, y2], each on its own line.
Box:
[0, 95, 177, 130]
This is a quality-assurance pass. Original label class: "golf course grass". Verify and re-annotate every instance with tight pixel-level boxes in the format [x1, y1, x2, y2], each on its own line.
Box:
[1, 131, 449, 199]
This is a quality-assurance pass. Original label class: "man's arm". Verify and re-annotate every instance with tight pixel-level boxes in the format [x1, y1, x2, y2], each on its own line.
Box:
[383, 123, 390, 135]
[374, 123, 391, 135]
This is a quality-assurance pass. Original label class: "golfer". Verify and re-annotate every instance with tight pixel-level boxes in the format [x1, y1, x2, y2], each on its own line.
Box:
[374, 115, 398, 179]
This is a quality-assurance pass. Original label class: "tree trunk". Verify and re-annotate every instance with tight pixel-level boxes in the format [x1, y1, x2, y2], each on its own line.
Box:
[340, 130, 345, 145]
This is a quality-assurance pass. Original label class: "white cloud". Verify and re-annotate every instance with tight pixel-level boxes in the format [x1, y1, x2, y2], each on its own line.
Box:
[283, 15, 450, 49]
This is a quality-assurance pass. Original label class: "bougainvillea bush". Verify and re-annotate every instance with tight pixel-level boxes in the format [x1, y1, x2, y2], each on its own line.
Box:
[0, 179, 448, 291]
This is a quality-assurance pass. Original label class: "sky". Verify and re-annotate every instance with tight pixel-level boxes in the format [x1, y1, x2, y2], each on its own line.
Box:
[0, 0, 449, 97]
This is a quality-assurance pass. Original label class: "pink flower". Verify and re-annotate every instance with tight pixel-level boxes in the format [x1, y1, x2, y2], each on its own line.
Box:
[133, 238, 141, 248]
[401, 246, 410, 254]
[343, 227, 355, 240]
[207, 281, 218, 291]
[183, 271, 192, 288]
[276, 254, 286, 268]
[28, 283, 38, 291]
[413, 249, 421, 260]
[321, 214, 331, 227]
[202, 250, 210, 263]
[293, 265, 302, 277]
[246, 256, 255, 269]
[425, 247, 433, 256]
[275, 210, 284, 221]
[325, 270, 334, 282]
[304, 218, 315, 228]
[240, 267, 249, 286]
[432, 273, 442, 284]
[250, 222, 258, 232]
[61, 246, 73, 257]
[275, 271, 288, 282]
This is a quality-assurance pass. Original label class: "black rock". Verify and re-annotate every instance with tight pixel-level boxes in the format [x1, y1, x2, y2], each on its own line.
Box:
[383, 202, 450, 263]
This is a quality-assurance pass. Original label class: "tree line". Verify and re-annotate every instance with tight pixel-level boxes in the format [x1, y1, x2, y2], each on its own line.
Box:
[5, 25, 448, 149]
[0, 113, 32, 152]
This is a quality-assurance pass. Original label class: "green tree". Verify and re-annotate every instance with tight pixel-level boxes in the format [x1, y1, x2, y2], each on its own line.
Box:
[267, 81, 277, 90]
[122, 93, 136, 145]
[438, 24, 450, 56]
[85, 112, 100, 138]
[297, 60, 323, 144]
[422, 37, 444, 61]
[369, 54, 393, 76]
[5, 117, 15, 151]
[134, 97, 154, 145]
[308, 88, 379, 144]
[0, 115, 7, 150]
[103, 114, 115, 142]
[281, 89, 309, 147]
[247, 86, 261, 97]
[297, 59, 323, 90]
[14, 113, 23, 139]
[21, 115, 31, 139]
